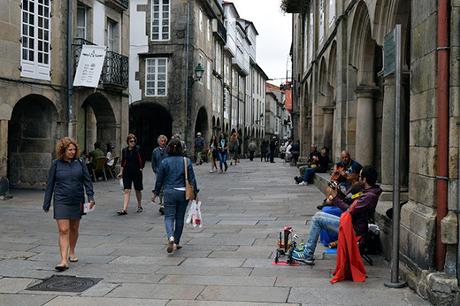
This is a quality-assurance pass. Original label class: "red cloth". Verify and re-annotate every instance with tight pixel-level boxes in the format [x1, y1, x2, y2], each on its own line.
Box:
[330, 211, 366, 283]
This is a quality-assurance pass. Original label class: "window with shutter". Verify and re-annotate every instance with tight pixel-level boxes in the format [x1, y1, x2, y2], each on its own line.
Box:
[21, 0, 51, 80]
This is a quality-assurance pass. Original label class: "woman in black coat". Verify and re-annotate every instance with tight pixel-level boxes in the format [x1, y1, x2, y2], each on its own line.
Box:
[43, 137, 94, 271]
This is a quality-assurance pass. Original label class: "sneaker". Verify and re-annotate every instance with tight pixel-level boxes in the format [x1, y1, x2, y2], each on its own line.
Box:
[298, 181, 308, 186]
[167, 237, 175, 253]
[291, 249, 315, 265]
[209, 170, 215, 173]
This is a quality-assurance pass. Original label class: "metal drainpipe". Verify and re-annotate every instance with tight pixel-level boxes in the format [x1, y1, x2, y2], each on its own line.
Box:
[435, 0, 450, 271]
[184, 0, 191, 145]
[67, 0, 73, 137]
[457, 121, 460, 285]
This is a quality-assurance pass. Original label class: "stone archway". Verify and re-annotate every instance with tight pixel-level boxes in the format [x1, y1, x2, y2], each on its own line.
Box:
[78, 93, 117, 154]
[8, 95, 58, 188]
[129, 103, 173, 161]
[349, 2, 381, 166]
[194, 107, 209, 142]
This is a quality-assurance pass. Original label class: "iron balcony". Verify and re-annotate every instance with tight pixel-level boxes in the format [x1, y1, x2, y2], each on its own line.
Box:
[73, 38, 128, 89]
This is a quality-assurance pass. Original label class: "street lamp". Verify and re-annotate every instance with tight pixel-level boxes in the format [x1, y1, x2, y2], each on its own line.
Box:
[193, 63, 205, 82]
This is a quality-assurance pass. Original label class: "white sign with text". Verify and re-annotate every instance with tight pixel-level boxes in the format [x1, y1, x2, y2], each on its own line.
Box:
[73, 45, 106, 88]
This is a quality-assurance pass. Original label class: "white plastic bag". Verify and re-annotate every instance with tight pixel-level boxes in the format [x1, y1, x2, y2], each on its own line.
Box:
[119, 178, 124, 191]
[186, 200, 202, 228]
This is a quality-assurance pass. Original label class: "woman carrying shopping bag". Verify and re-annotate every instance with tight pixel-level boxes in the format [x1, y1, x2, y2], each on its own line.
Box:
[43, 137, 94, 271]
[152, 138, 199, 253]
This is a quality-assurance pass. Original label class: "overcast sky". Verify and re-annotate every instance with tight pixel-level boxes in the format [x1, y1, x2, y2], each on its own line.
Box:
[229, 0, 292, 85]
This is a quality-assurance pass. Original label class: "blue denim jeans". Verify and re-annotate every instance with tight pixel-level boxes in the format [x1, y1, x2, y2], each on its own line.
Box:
[163, 189, 188, 245]
[302, 167, 316, 183]
[304, 211, 340, 259]
[218, 151, 228, 169]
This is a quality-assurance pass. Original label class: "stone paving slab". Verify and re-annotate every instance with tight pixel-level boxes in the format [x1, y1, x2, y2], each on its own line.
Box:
[160, 275, 276, 287]
[42, 296, 168, 306]
[166, 301, 300, 306]
[0, 278, 35, 293]
[110, 256, 185, 265]
[0, 293, 56, 306]
[197, 285, 290, 303]
[288, 287, 431, 305]
[155, 266, 253, 277]
[106, 283, 205, 300]
[180, 258, 246, 268]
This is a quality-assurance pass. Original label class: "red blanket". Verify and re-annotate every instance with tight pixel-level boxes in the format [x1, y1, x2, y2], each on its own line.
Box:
[330, 211, 366, 283]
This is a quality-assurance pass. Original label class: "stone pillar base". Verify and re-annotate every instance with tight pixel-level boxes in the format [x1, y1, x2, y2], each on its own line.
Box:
[379, 184, 409, 201]
[0, 176, 12, 199]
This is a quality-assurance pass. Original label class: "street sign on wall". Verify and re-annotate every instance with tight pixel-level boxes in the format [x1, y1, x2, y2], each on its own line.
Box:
[73, 45, 106, 88]
[383, 30, 396, 77]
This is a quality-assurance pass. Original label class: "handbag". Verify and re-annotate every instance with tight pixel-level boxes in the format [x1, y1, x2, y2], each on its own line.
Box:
[184, 157, 194, 200]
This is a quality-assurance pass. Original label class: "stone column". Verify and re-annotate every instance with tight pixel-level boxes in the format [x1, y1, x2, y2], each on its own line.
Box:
[380, 76, 396, 193]
[355, 85, 377, 166]
[380, 74, 410, 200]
[322, 106, 334, 151]
[0, 120, 8, 178]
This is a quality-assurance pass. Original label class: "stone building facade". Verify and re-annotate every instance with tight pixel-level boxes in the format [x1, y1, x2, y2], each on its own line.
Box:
[288, 0, 459, 303]
[0, 0, 129, 189]
[129, 0, 268, 158]
[129, 0, 221, 157]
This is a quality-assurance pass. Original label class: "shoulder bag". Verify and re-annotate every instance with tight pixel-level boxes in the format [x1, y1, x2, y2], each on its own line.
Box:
[184, 157, 194, 200]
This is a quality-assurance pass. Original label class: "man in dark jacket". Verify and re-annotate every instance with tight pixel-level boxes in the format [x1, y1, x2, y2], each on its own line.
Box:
[194, 132, 205, 165]
[292, 166, 382, 265]
[151, 135, 168, 214]
[269, 137, 277, 163]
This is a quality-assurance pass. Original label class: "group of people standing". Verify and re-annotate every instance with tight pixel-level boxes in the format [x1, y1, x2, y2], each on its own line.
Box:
[43, 133, 199, 270]
[204, 129, 241, 173]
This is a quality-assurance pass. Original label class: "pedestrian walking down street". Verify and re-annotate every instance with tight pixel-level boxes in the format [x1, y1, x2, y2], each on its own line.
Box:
[43, 137, 94, 272]
[261, 139, 268, 162]
[194, 132, 205, 165]
[217, 133, 229, 172]
[117, 134, 145, 215]
[229, 130, 239, 165]
[152, 138, 199, 253]
[208, 135, 219, 173]
[269, 137, 277, 163]
[151, 135, 168, 215]
[248, 139, 257, 161]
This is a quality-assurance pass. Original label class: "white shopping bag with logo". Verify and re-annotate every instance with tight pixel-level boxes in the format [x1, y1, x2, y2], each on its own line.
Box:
[186, 200, 202, 228]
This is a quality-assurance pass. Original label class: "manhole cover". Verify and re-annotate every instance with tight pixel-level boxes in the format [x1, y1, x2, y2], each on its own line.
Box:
[26, 275, 102, 292]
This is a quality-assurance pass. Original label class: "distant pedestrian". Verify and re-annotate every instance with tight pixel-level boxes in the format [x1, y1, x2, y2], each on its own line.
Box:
[269, 137, 277, 163]
[152, 138, 199, 253]
[151, 135, 168, 215]
[217, 133, 229, 172]
[248, 139, 257, 161]
[43, 137, 94, 272]
[261, 139, 268, 162]
[208, 135, 218, 173]
[194, 132, 205, 165]
[229, 130, 239, 166]
[117, 134, 145, 215]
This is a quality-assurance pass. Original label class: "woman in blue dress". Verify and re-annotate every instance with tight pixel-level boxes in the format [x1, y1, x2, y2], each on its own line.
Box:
[43, 137, 94, 271]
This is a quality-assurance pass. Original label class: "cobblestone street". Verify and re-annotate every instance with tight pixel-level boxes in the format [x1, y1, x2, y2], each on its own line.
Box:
[0, 159, 430, 305]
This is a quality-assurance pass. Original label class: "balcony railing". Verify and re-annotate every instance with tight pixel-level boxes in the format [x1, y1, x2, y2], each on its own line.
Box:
[106, 0, 129, 11]
[212, 19, 227, 44]
[73, 38, 128, 88]
[280, 0, 308, 13]
[102, 51, 129, 87]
